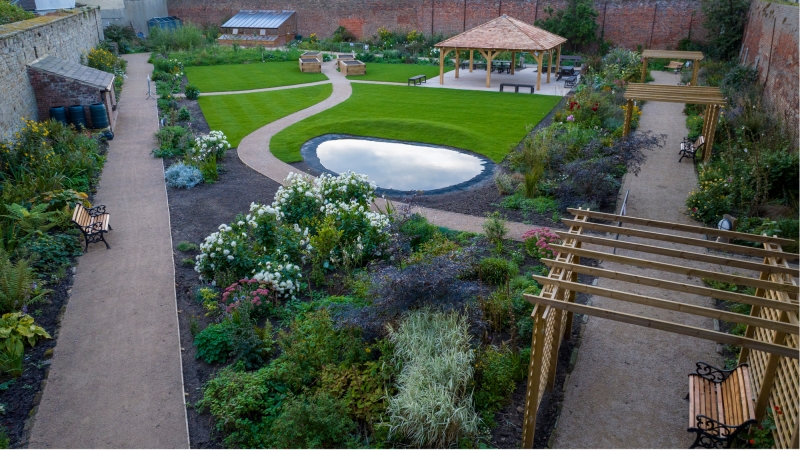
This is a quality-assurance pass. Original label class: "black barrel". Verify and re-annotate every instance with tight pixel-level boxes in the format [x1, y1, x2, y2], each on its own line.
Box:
[49, 106, 68, 125]
[68, 105, 87, 129]
[89, 103, 109, 129]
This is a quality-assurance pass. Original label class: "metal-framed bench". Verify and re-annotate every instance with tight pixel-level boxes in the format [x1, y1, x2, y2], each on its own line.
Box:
[71, 203, 112, 251]
[408, 74, 426, 86]
[564, 75, 578, 89]
[666, 60, 684, 73]
[557, 67, 575, 81]
[688, 362, 756, 449]
[679, 135, 705, 163]
[499, 83, 534, 94]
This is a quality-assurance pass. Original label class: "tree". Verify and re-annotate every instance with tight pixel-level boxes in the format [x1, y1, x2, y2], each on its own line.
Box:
[701, 0, 751, 60]
[534, 0, 599, 52]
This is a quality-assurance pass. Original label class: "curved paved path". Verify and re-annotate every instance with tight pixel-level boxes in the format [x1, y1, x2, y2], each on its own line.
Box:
[29, 53, 189, 448]
[236, 59, 535, 240]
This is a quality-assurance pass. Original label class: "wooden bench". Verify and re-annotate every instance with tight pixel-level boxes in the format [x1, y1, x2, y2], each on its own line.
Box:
[71, 203, 112, 251]
[666, 60, 684, 73]
[408, 74, 426, 86]
[679, 135, 705, 163]
[688, 362, 756, 449]
[499, 83, 534, 94]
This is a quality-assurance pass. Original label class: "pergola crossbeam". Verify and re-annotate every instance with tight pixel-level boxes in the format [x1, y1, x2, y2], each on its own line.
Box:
[640, 49, 704, 85]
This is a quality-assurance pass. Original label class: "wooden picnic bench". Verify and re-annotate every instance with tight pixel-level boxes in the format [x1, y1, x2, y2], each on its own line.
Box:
[679, 135, 705, 163]
[408, 74, 426, 86]
[499, 83, 534, 94]
[688, 362, 756, 449]
[564, 75, 578, 89]
[71, 203, 112, 251]
[557, 67, 576, 81]
[666, 60, 684, 73]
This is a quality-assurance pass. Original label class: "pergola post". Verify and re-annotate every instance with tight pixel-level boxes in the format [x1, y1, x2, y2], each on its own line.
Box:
[641, 57, 649, 83]
[511, 51, 516, 75]
[704, 105, 720, 162]
[691, 59, 699, 85]
[754, 310, 790, 420]
[555, 44, 561, 76]
[455, 49, 460, 78]
[622, 99, 634, 136]
[438, 48, 452, 85]
[535, 51, 544, 91]
[547, 49, 553, 83]
[469, 49, 474, 72]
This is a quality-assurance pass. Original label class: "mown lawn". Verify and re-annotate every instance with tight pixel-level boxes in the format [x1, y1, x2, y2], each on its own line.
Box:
[185, 62, 328, 92]
[271, 83, 561, 162]
[345, 62, 454, 83]
[198, 84, 333, 148]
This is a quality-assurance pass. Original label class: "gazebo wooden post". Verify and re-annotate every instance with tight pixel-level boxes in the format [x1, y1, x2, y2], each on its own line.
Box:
[455, 49, 460, 78]
[534, 51, 544, 91]
[511, 51, 516, 75]
[485, 50, 496, 87]
[555, 44, 561, 76]
[641, 57, 649, 83]
[469, 49, 474, 72]
[546, 49, 553, 83]
[622, 99, 634, 136]
[439, 48, 452, 85]
[691, 59, 699, 85]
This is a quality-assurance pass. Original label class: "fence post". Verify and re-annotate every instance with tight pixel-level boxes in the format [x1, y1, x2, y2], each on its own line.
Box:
[522, 305, 547, 448]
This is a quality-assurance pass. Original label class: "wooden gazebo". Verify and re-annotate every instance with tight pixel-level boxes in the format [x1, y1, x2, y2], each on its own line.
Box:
[641, 50, 705, 85]
[622, 83, 726, 161]
[434, 15, 567, 89]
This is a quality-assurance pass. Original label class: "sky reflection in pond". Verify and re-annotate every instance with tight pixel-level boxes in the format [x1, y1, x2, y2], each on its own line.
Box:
[316, 139, 487, 191]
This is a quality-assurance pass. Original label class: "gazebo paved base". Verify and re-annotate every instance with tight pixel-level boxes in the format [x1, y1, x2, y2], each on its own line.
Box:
[421, 67, 574, 97]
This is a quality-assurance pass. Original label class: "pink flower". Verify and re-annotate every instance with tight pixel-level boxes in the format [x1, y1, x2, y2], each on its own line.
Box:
[566, 115, 575, 122]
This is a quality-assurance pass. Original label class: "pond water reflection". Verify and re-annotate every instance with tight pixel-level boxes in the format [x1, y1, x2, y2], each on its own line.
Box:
[312, 137, 489, 192]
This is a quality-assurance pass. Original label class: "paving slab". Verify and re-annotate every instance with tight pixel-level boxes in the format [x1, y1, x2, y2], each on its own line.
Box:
[29, 53, 189, 449]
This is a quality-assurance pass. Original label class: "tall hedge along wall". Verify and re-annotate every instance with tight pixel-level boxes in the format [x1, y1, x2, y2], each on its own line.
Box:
[167, 0, 707, 50]
[0, 7, 103, 138]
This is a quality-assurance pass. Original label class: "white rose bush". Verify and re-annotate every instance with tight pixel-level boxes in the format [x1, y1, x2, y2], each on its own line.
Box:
[195, 171, 391, 296]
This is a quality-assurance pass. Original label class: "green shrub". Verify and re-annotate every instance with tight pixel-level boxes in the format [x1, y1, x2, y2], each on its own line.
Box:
[483, 212, 508, 254]
[479, 257, 519, 286]
[686, 114, 704, 140]
[494, 173, 519, 195]
[482, 289, 513, 332]
[176, 241, 198, 252]
[0, 1, 34, 25]
[0, 312, 50, 378]
[474, 346, 523, 417]
[17, 231, 81, 275]
[0, 249, 47, 314]
[184, 83, 200, 100]
[193, 322, 232, 364]
[176, 106, 191, 121]
[399, 214, 439, 251]
[387, 310, 479, 447]
[153, 125, 192, 157]
[268, 391, 357, 448]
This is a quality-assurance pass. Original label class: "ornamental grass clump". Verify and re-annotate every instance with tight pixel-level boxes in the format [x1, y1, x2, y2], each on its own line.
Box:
[387, 309, 480, 447]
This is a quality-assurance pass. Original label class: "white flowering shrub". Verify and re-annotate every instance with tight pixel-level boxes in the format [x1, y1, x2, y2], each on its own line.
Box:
[253, 259, 303, 300]
[187, 130, 230, 163]
[272, 173, 322, 229]
[195, 219, 256, 283]
[317, 172, 376, 207]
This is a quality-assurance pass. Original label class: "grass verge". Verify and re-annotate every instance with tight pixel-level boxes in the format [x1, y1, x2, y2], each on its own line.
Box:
[346, 62, 453, 83]
[186, 61, 328, 92]
[271, 83, 561, 162]
[198, 84, 333, 148]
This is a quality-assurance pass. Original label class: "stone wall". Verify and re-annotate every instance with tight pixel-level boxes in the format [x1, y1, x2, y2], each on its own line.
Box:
[0, 8, 103, 138]
[740, 0, 799, 142]
[167, 0, 706, 50]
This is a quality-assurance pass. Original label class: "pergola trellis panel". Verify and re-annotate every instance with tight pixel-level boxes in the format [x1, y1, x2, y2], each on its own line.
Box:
[434, 15, 567, 89]
[641, 49, 705, 85]
[622, 83, 727, 161]
[520, 208, 799, 448]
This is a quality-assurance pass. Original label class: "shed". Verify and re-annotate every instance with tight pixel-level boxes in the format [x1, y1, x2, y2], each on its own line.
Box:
[147, 16, 183, 31]
[218, 10, 297, 47]
[17, 0, 75, 13]
[26, 56, 117, 130]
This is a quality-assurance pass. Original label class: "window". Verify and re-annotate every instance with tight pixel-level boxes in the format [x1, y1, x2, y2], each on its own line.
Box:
[260, 29, 266, 35]
[232, 28, 238, 35]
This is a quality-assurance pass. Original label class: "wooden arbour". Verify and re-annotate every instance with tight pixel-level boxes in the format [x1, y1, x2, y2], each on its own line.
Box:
[641, 49, 705, 85]
[434, 15, 567, 89]
[520, 208, 799, 448]
[622, 83, 726, 162]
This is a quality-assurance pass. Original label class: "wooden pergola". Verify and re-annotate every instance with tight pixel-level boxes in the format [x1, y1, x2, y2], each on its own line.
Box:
[641, 49, 705, 85]
[433, 15, 567, 89]
[520, 208, 799, 448]
[622, 83, 726, 161]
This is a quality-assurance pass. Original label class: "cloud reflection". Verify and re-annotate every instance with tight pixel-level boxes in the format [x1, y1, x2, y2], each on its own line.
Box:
[317, 139, 486, 191]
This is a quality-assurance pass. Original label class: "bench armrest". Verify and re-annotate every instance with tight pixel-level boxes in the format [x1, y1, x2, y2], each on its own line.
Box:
[689, 414, 757, 435]
[693, 361, 741, 382]
[86, 205, 107, 217]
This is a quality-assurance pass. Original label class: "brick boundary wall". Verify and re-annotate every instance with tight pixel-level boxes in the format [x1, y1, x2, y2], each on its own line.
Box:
[166, 0, 706, 50]
[740, 0, 799, 144]
[0, 8, 103, 138]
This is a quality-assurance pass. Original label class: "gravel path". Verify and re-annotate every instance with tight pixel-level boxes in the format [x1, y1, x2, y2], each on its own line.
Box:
[29, 53, 189, 448]
[551, 71, 728, 448]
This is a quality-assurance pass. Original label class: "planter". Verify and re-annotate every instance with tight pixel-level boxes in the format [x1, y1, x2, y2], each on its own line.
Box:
[340, 59, 366, 76]
[299, 58, 322, 73]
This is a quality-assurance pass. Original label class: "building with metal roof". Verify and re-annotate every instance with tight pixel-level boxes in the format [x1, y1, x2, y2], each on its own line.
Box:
[218, 10, 297, 47]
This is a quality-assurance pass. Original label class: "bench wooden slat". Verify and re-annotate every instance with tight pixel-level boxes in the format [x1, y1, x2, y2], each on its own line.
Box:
[688, 364, 757, 447]
[741, 366, 755, 421]
[689, 376, 697, 428]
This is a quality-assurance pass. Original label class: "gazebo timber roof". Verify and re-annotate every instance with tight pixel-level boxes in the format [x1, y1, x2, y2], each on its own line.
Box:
[641, 50, 704, 61]
[433, 15, 567, 89]
[435, 15, 567, 51]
